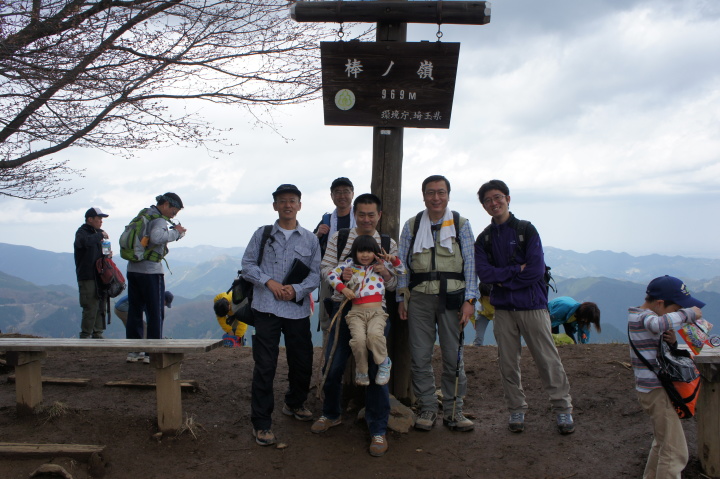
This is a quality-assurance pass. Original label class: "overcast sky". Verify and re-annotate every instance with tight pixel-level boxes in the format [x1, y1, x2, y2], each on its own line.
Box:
[2, 0, 719, 261]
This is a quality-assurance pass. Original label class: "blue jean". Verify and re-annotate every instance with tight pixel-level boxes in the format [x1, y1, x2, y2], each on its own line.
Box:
[322, 301, 390, 436]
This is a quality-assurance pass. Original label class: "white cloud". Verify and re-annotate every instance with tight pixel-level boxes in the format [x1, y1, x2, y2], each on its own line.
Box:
[2, 0, 719, 260]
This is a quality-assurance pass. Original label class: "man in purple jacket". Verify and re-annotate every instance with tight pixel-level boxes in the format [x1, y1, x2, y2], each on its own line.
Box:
[474, 180, 574, 435]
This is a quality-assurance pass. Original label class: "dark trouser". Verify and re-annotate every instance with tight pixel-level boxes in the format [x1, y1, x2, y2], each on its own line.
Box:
[251, 311, 313, 431]
[78, 280, 106, 338]
[126, 272, 165, 340]
[322, 301, 390, 436]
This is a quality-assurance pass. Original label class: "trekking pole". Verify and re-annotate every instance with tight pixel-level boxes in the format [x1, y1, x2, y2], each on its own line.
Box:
[450, 329, 465, 424]
[317, 297, 349, 399]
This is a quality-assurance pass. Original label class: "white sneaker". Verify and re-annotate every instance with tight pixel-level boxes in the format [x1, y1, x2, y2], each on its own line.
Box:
[126, 352, 144, 363]
[142, 354, 150, 364]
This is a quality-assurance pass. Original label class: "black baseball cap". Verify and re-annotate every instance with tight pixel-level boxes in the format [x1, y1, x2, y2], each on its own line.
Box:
[331, 177, 354, 190]
[272, 184, 302, 200]
[85, 207, 109, 218]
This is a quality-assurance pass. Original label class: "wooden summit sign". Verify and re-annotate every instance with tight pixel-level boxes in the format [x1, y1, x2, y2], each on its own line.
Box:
[320, 41, 460, 129]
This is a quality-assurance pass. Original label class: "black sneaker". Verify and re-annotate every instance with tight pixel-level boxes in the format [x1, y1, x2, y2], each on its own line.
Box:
[509, 412, 525, 433]
[557, 413, 575, 435]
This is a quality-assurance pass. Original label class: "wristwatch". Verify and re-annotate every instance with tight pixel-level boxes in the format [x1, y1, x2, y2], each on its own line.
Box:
[466, 298, 477, 306]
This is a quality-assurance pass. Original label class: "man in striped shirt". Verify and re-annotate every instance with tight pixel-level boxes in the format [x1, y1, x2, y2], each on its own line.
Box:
[241, 184, 321, 447]
[628, 275, 704, 479]
[311, 193, 398, 457]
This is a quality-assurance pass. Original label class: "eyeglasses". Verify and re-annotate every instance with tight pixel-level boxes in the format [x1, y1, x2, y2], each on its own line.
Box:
[483, 194, 506, 205]
[277, 198, 299, 205]
[424, 189, 448, 198]
[332, 189, 353, 196]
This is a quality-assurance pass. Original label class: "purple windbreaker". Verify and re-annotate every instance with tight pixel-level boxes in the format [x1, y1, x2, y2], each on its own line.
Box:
[475, 214, 548, 311]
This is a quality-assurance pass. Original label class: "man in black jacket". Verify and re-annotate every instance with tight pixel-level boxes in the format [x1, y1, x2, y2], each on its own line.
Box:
[74, 207, 109, 339]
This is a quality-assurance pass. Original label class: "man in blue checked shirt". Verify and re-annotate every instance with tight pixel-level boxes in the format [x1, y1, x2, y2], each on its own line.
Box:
[397, 175, 479, 433]
[241, 184, 321, 447]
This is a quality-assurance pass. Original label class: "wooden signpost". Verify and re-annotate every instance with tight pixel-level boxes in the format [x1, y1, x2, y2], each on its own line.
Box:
[292, 0, 491, 402]
[320, 41, 461, 128]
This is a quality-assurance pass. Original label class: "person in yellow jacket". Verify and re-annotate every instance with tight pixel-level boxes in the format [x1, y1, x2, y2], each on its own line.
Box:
[471, 284, 494, 346]
[213, 292, 248, 346]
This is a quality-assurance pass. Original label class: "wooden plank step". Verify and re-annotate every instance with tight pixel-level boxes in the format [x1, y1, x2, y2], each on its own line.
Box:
[104, 379, 199, 391]
[0, 443, 105, 459]
[7, 375, 90, 386]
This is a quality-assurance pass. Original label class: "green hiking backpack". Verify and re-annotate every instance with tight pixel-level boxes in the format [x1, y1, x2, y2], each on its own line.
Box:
[119, 208, 173, 263]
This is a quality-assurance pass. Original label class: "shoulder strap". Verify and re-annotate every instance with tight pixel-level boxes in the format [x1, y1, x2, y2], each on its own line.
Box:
[628, 327, 657, 374]
[380, 234, 391, 254]
[479, 223, 494, 265]
[257, 225, 273, 264]
[406, 211, 425, 266]
[452, 210, 461, 239]
[336, 228, 351, 261]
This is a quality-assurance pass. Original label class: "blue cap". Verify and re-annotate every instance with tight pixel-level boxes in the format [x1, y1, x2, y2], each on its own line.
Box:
[646, 276, 705, 309]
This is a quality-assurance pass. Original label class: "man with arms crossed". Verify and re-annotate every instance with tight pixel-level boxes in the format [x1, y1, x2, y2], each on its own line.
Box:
[475, 179, 574, 435]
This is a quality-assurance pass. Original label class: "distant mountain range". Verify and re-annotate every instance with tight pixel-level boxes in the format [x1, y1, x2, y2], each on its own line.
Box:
[0, 242, 717, 345]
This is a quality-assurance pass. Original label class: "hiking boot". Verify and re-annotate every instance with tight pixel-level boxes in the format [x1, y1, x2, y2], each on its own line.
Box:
[252, 428, 276, 446]
[311, 416, 342, 434]
[282, 403, 313, 422]
[509, 412, 525, 433]
[557, 413, 575, 435]
[126, 352, 144, 363]
[443, 412, 474, 432]
[414, 410, 437, 431]
[375, 358, 392, 386]
[92, 334, 104, 339]
[355, 372, 370, 386]
[369, 434, 388, 457]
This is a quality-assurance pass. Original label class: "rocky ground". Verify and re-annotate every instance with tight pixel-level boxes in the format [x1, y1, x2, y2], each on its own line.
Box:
[0, 339, 707, 478]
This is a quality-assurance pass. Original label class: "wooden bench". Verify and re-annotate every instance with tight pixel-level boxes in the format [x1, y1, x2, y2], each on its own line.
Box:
[694, 347, 720, 478]
[0, 338, 223, 434]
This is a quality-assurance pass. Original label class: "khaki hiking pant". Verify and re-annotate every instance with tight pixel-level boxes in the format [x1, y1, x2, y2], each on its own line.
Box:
[638, 388, 688, 479]
[493, 308, 572, 414]
[346, 306, 389, 375]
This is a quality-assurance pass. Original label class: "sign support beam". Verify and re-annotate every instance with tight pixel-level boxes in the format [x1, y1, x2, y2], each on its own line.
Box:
[292, 0, 491, 404]
[291, 1, 491, 25]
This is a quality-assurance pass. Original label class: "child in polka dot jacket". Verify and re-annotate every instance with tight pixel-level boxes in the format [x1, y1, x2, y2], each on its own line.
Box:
[327, 234, 406, 386]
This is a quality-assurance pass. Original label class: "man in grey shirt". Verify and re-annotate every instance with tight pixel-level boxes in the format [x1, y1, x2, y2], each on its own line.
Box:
[241, 184, 321, 447]
[126, 192, 186, 341]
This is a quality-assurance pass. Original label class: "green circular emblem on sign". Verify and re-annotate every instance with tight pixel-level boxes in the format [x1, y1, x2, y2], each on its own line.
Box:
[335, 89, 355, 111]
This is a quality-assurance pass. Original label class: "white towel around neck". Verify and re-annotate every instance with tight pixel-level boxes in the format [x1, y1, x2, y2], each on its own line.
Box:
[328, 206, 356, 239]
[412, 208, 456, 254]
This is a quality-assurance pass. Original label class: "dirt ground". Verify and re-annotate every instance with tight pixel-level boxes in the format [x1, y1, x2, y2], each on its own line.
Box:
[0, 339, 707, 479]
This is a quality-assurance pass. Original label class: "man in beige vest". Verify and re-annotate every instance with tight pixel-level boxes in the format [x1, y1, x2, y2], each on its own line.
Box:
[397, 175, 479, 432]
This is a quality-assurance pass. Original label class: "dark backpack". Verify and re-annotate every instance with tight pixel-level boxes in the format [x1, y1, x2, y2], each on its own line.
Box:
[230, 225, 273, 306]
[95, 256, 126, 298]
[477, 219, 556, 294]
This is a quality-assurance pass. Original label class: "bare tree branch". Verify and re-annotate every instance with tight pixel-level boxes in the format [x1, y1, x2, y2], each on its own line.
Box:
[0, 0, 361, 199]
